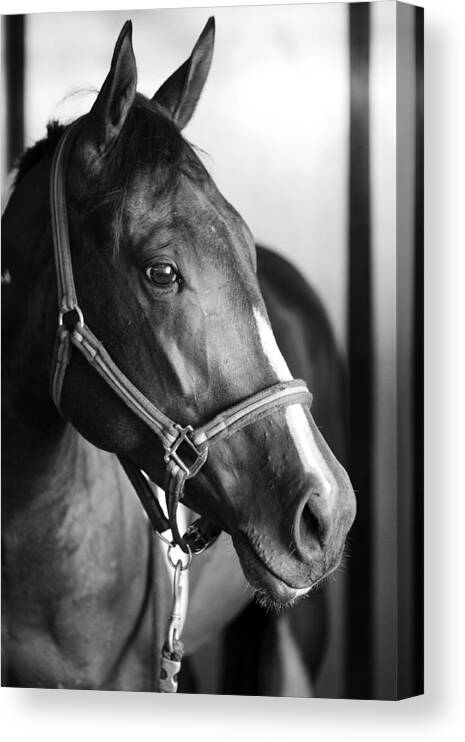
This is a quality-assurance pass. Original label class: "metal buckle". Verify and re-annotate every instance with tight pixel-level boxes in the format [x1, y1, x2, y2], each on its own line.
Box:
[164, 424, 202, 475]
[184, 519, 221, 554]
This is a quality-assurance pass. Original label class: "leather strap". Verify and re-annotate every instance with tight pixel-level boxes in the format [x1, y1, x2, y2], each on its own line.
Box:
[194, 381, 312, 446]
[49, 121, 313, 553]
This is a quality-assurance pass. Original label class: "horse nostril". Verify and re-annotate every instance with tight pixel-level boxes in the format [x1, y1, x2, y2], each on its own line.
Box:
[301, 501, 323, 542]
[294, 496, 328, 563]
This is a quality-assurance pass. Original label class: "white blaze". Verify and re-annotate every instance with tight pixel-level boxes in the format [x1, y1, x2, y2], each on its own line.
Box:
[285, 406, 332, 499]
[253, 307, 332, 497]
[253, 307, 292, 381]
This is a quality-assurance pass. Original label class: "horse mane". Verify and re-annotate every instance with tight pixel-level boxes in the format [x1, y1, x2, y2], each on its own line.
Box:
[13, 95, 211, 255]
[15, 96, 208, 188]
[15, 120, 66, 185]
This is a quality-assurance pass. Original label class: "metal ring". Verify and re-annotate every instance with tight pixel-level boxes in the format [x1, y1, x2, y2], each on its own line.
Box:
[58, 304, 84, 328]
[167, 542, 192, 571]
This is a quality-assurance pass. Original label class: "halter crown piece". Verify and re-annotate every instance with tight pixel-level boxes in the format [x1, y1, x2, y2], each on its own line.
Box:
[49, 121, 313, 689]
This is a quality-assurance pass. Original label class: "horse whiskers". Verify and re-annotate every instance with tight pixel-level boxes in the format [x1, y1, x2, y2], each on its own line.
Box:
[242, 580, 254, 597]
[248, 585, 296, 614]
[335, 545, 350, 574]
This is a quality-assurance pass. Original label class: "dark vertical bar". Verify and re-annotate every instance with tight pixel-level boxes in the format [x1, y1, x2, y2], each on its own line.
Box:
[346, 2, 373, 699]
[221, 603, 263, 695]
[4, 14, 25, 170]
[412, 5, 424, 696]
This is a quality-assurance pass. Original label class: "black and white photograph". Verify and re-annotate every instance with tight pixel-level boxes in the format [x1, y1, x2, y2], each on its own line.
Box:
[2, 0, 423, 703]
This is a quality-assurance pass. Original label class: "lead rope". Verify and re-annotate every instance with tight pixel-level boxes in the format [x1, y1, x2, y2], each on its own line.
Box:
[120, 454, 218, 692]
[157, 548, 191, 693]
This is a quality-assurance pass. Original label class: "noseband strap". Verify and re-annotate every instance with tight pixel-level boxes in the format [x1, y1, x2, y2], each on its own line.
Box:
[49, 122, 313, 552]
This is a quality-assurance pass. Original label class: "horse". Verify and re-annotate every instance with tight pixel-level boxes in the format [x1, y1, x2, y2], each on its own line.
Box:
[1, 18, 356, 693]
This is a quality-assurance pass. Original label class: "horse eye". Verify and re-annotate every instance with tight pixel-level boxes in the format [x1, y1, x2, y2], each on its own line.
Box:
[145, 263, 179, 287]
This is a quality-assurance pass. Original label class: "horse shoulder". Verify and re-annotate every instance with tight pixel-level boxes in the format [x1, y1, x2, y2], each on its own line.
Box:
[2, 431, 154, 689]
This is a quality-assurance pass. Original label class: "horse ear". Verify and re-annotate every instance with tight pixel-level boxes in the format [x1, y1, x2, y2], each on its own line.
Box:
[84, 21, 137, 156]
[153, 17, 215, 130]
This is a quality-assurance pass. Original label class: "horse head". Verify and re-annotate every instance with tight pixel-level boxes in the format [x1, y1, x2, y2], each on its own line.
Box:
[51, 20, 355, 606]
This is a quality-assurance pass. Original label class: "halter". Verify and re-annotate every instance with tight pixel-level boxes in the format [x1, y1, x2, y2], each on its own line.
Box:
[49, 121, 313, 689]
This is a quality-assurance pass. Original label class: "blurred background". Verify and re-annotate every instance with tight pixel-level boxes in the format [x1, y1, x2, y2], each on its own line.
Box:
[1, 1, 423, 699]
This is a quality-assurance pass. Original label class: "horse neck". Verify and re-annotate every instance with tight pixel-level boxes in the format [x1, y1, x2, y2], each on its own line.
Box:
[3, 154, 59, 416]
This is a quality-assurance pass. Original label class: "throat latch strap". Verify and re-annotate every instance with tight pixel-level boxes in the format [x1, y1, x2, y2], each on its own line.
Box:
[49, 122, 313, 554]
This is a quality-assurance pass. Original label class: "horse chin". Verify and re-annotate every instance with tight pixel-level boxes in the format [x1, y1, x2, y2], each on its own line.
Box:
[232, 533, 312, 610]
